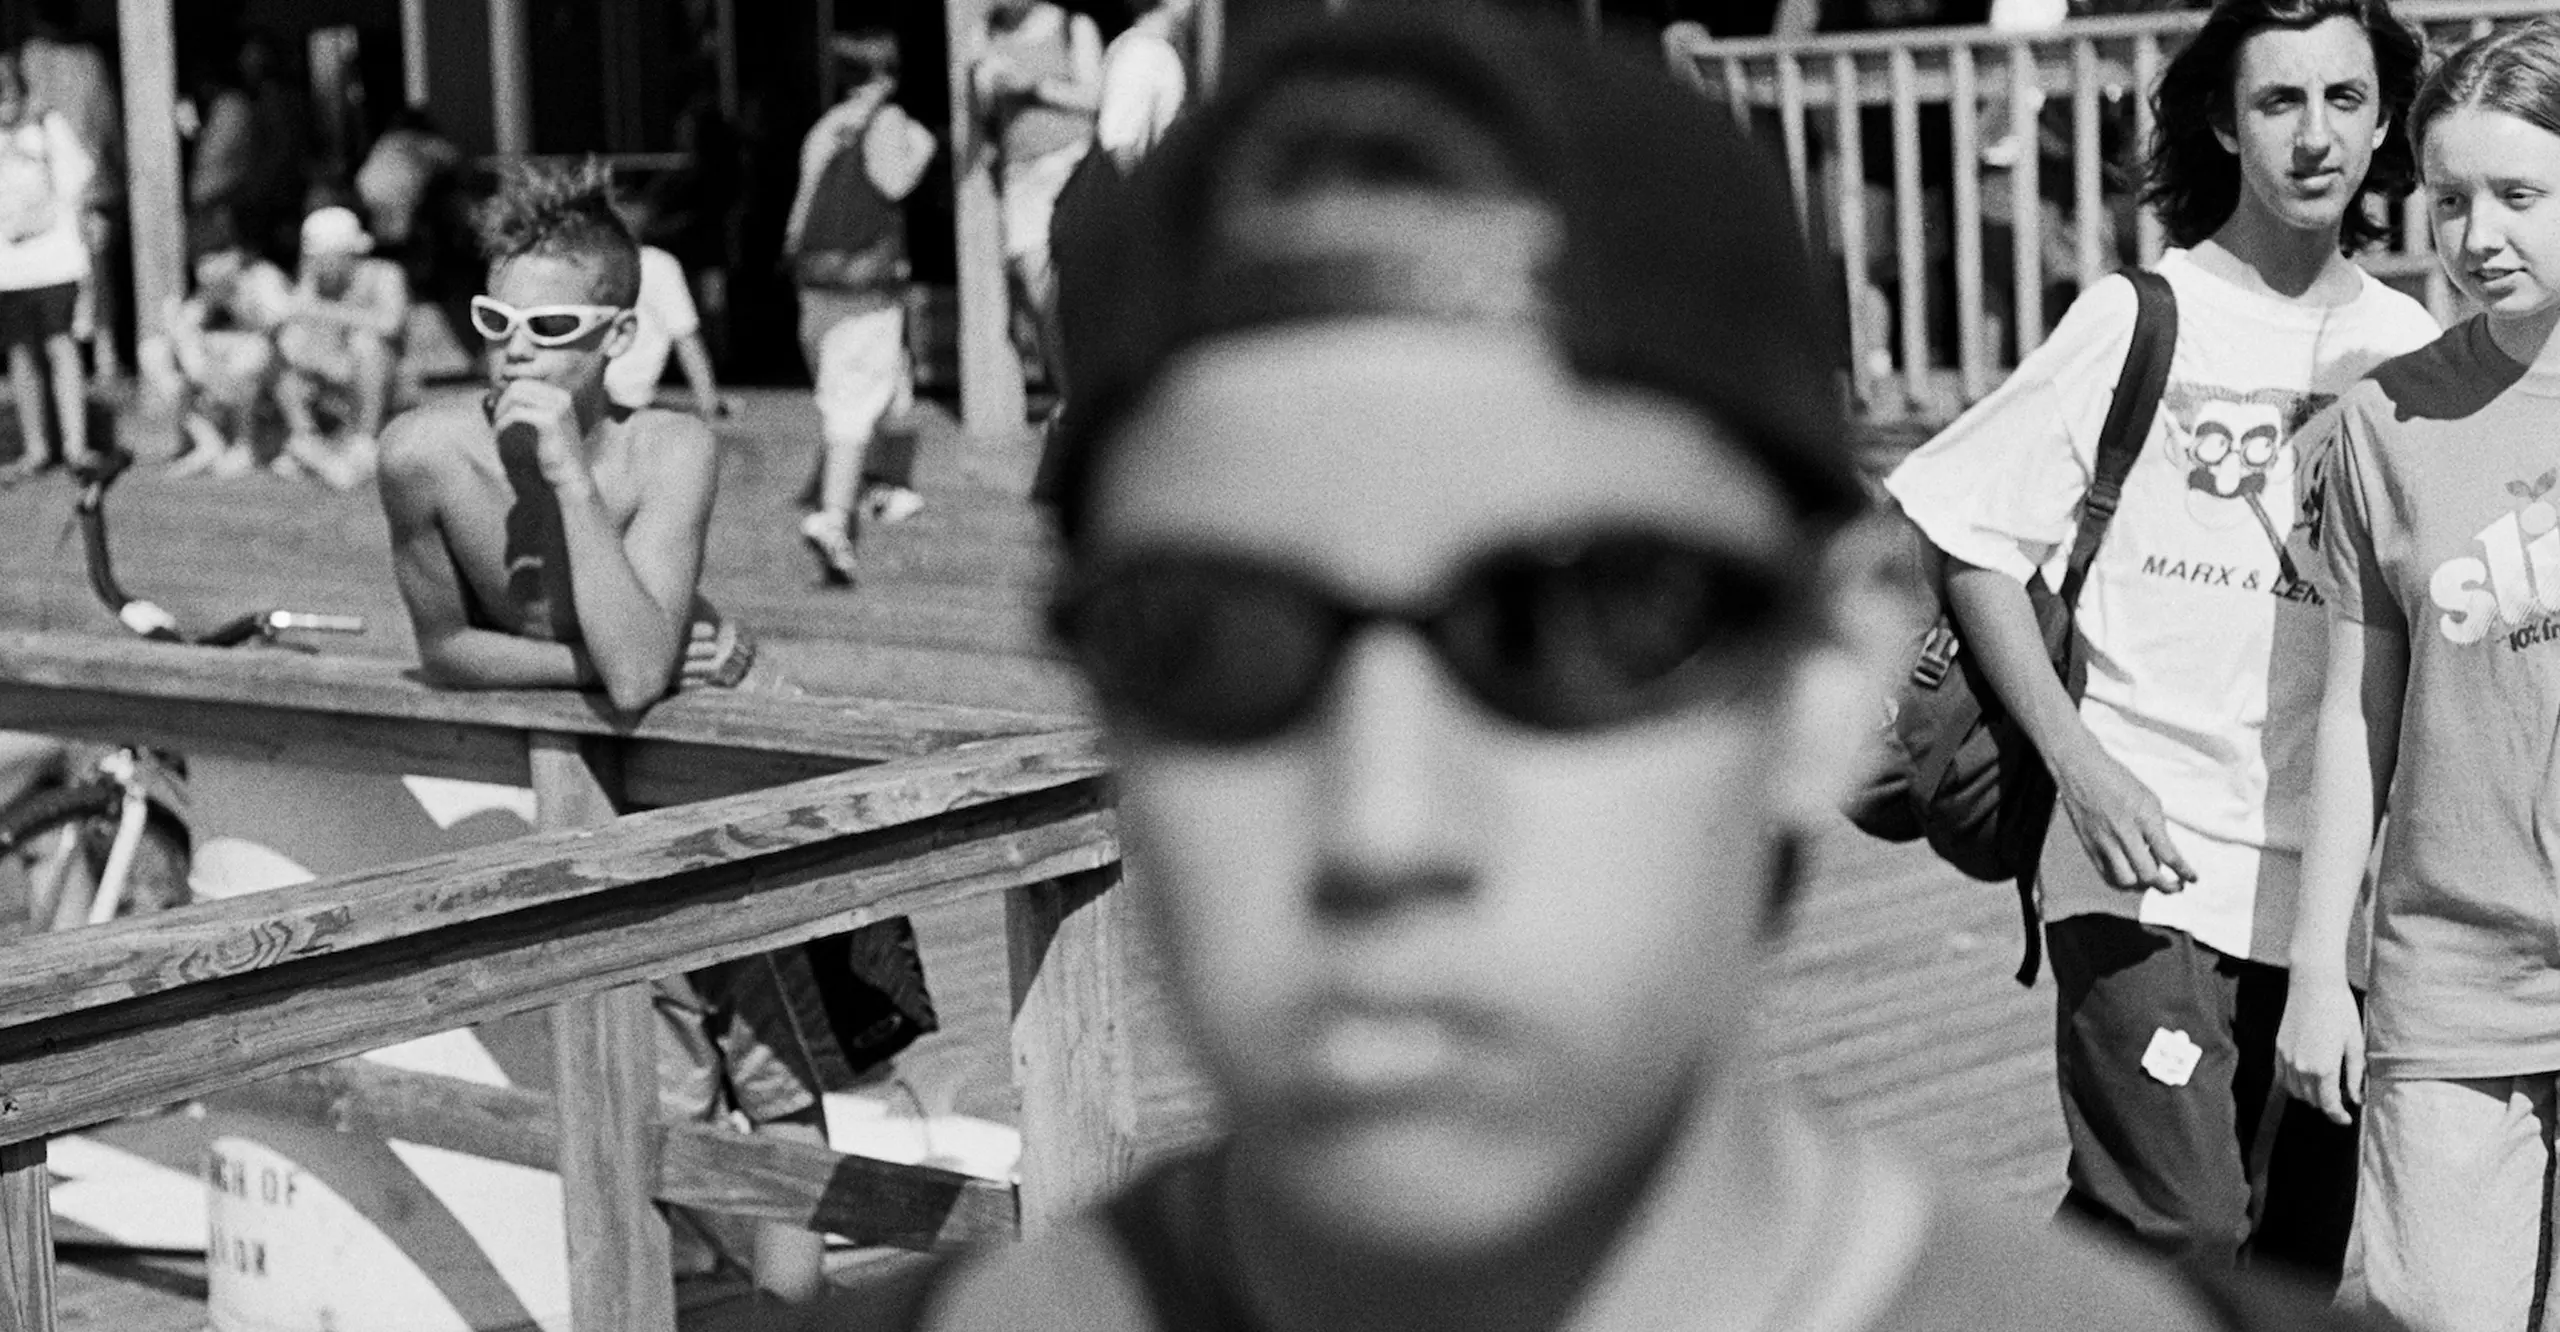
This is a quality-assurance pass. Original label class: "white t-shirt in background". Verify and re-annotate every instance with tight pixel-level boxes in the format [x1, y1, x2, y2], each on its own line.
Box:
[607, 246, 702, 410]
[1885, 250, 2439, 963]
[1095, 27, 1186, 168]
[0, 110, 92, 291]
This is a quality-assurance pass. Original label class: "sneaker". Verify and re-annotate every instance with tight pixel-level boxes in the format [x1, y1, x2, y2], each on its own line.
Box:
[209, 447, 257, 480]
[269, 451, 308, 480]
[798, 509, 859, 588]
[861, 484, 925, 524]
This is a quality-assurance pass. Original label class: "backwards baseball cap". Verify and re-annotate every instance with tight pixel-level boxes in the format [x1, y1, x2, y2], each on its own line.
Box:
[1041, 7, 1863, 546]
[300, 205, 374, 257]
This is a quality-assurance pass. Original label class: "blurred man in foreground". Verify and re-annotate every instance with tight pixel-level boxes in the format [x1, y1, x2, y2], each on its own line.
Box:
[831, 11, 2395, 1331]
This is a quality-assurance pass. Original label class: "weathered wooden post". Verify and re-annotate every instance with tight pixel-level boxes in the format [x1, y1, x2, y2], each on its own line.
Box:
[530, 732, 675, 1332]
[1198, 0, 1225, 94]
[1006, 867, 1141, 1231]
[116, 0, 183, 360]
[942, 0, 1030, 439]
[489, 0, 533, 156]
[0, 1141, 54, 1332]
[400, 0, 432, 108]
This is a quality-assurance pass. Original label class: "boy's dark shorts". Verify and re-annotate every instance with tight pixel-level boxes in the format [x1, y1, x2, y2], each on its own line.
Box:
[0, 282, 79, 350]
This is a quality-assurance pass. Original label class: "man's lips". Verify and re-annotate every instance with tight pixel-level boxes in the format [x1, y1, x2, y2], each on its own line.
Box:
[1285, 992, 1522, 1116]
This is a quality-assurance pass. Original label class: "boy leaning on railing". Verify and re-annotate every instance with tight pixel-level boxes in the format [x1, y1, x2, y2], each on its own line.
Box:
[375, 158, 937, 1311]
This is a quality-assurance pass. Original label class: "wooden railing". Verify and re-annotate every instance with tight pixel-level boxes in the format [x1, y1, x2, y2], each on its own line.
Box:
[1671, 1, 2560, 415]
[0, 632, 1130, 1332]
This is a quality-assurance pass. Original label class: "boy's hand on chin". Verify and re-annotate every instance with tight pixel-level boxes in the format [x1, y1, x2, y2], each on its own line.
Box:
[491, 379, 594, 497]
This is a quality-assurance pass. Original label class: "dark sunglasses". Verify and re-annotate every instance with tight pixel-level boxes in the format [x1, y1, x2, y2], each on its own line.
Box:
[1051, 530, 1808, 745]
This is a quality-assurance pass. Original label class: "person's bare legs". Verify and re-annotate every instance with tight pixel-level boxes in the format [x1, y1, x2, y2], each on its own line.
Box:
[334, 332, 396, 486]
[5, 343, 48, 474]
[799, 298, 906, 585]
[272, 367, 338, 483]
[819, 420, 866, 520]
[44, 333, 89, 464]
[207, 341, 275, 476]
[83, 216, 123, 384]
[273, 365, 320, 440]
[749, 1112, 827, 1302]
[349, 331, 396, 440]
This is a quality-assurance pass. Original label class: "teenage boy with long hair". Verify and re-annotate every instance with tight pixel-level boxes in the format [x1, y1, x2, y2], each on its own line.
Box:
[1887, 0, 2436, 1276]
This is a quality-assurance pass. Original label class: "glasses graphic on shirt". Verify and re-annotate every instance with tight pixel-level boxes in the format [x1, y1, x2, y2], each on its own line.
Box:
[2190, 421, 2279, 471]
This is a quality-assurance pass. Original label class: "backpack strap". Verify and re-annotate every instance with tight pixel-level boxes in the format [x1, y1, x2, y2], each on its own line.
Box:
[2011, 267, 2176, 988]
[2056, 268, 2177, 609]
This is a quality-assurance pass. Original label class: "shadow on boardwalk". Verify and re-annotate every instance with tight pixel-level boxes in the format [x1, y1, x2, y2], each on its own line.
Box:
[5, 391, 2063, 1326]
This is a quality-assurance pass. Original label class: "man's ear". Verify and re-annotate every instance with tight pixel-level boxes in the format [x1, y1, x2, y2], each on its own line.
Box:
[2373, 113, 2390, 152]
[600, 310, 640, 361]
[1771, 510, 1926, 830]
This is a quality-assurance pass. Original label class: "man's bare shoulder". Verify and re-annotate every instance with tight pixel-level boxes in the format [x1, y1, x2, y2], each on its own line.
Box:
[379, 398, 492, 507]
[616, 407, 718, 481]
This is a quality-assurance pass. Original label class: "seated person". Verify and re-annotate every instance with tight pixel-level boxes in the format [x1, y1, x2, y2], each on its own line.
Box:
[874, 12, 2386, 1331]
[276, 205, 407, 490]
[378, 160, 934, 1307]
[153, 233, 294, 478]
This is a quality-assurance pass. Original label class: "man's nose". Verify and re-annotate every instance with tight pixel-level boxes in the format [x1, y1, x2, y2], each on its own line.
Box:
[1310, 627, 1478, 919]
[2294, 101, 2333, 155]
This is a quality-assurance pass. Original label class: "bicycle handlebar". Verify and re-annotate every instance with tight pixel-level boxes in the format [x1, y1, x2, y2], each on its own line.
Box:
[71, 449, 366, 647]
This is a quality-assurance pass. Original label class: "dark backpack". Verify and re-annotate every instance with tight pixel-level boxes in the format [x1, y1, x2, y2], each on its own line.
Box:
[789, 104, 908, 292]
[1844, 268, 2176, 984]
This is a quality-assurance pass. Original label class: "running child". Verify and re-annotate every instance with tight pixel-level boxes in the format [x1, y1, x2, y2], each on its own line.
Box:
[2279, 20, 2560, 1330]
[877, 12, 2388, 1330]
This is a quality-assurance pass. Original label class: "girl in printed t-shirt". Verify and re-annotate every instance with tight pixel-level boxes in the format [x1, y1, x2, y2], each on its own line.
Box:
[1886, 0, 2437, 1279]
[2278, 20, 2560, 1331]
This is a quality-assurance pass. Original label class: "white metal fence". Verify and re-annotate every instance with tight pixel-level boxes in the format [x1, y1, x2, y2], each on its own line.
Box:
[1670, 1, 2560, 421]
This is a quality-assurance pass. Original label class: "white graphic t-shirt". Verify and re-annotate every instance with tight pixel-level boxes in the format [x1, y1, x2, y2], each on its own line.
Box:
[1885, 250, 2439, 963]
[606, 246, 703, 410]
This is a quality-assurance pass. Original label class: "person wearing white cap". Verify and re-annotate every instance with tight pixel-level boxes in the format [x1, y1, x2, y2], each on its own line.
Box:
[274, 204, 408, 488]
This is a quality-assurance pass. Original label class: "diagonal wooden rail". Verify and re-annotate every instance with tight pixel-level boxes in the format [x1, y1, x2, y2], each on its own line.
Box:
[0, 632, 1135, 1332]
